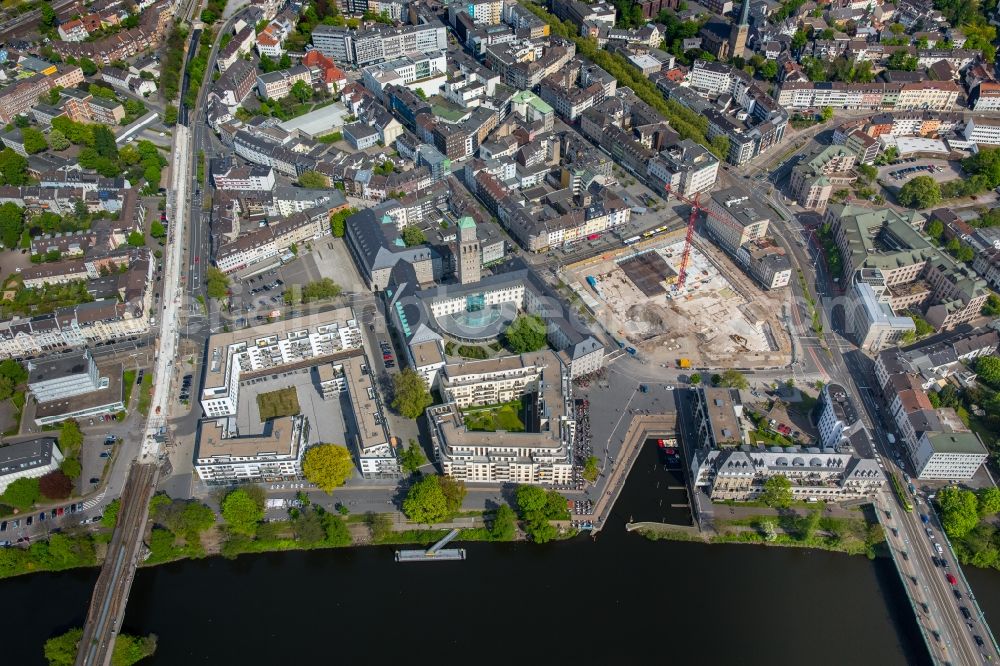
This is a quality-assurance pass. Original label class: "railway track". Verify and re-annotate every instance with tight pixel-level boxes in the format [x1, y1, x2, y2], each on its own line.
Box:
[75, 463, 158, 666]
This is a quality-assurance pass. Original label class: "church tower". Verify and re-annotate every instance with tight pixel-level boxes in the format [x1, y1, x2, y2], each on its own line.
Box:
[728, 0, 751, 60]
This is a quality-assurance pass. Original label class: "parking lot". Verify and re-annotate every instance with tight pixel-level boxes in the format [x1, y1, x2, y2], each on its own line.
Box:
[877, 157, 963, 187]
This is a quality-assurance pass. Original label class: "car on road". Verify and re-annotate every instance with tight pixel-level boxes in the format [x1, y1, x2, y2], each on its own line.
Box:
[664, 385, 674, 391]
[90, 477, 100, 484]
[100, 452, 110, 458]
[56, 508, 63, 516]
[976, 636, 985, 647]
[961, 606, 972, 620]
[384, 360, 395, 368]
[955, 589, 963, 600]
[921, 514, 929, 524]
[947, 573, 958, 585]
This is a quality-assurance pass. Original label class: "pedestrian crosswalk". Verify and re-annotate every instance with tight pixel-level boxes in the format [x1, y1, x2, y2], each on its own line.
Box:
[82, 488, 107, 511]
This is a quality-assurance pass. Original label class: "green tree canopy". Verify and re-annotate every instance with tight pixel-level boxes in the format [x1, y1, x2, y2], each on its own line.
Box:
[302, 444, 354, 491]
[938, 486, 980, 539]
[59, 419, 84, 457]
[898, 175, 941, 209]
[0, 201, 23, 248]
[490, 504, 516, 540]
[402, 474, 450, 524]
[503, 314, 547, 353]
[205, 267, 230, 299]
[977, 356, 1000, 389]
[1, 477, 40, 509]
[401, 225, 426, 247]
[400, 439, 428, 474]
[717, 369, 749, 389]
[391, 368, 433, 419]
[60, 456, 82, 479]
[291, 79, 313, 102]
[0, 148, 28, 185]
[978, 487, 1000, 519]
[221, 488, 265, 535]
[330, 207, 356, 237]
[760, 475, 792, 508]
[21, 127, 48, 154]
[298, 170, 329, 188]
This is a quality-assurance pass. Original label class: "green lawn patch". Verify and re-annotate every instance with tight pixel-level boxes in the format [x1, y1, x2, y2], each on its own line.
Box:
[257, 387, 300, 420]
[137, 372, 153, 416]
[123, 370, 135, 407]
[457, 345, 488, 359]
[463, 399, 526, 432]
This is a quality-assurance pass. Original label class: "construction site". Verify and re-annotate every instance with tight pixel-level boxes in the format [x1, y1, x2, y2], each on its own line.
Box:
[563, 233, 792, 369]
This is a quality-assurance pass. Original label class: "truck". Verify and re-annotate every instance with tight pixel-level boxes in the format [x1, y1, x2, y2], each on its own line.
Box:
[625, 346, 637, 355]
[677, 358, 692, 369]
[586, 276, 598, 289]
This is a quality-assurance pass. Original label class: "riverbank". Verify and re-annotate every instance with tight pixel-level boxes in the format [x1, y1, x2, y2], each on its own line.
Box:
[633, 510, 886, 558]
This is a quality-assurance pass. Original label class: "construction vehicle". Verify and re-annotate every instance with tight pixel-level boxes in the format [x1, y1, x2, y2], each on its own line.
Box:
[677, 358, 691, 369]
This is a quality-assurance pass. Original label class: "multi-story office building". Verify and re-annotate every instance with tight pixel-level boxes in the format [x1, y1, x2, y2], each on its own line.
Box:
[912, 431, 988, 480]
[964, 116, 1000, 146]
[830, 204, 989, 331]
[27, 351, 103, 402]
[789, 145, 858, 212]
[257, 65, 311, 100]
[704, 187, 770, 255]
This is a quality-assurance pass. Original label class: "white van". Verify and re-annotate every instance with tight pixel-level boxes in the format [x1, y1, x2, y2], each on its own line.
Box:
[887, 433, 896, 445]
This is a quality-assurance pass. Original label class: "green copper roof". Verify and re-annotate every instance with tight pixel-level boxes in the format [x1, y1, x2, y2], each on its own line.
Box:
[458, 216, 476, 230]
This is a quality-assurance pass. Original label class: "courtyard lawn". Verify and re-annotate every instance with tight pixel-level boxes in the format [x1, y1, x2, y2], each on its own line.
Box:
[257, 387, 301, 420]
[464, 400, 526, 433]
[457, 345, 488, 359]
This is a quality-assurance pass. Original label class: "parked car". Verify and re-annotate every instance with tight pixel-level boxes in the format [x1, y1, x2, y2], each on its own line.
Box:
[89, 477, 100, 484]
[100, 452, 110, 458]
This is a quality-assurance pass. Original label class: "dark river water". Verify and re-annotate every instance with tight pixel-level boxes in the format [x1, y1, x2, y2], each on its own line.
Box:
[4, 442, 994, 665]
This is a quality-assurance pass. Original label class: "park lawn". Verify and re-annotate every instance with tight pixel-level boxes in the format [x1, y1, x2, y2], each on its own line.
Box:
[123, 370, 136, 407]
[257, 387, 300, 420]
[137, 373, 154, 416]
[464, 400, 526, 432]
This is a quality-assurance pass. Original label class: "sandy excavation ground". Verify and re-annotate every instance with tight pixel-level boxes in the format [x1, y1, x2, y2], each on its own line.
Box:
[568, 238, 792, 369]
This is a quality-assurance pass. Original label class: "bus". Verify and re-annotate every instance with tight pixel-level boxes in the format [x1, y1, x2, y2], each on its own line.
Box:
[624, 235, 641, 245]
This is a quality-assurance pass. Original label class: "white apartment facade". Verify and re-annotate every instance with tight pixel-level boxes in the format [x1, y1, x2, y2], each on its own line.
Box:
[200, 309, 363, 418]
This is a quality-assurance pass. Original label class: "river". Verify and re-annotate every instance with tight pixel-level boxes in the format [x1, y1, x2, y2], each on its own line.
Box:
[3, 442, 995, 665]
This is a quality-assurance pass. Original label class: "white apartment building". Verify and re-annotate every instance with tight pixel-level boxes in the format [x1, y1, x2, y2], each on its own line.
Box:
[195, 415, 310, 484]
[212, 165, 276, 192]
[361, 51, 447, 99]
[816, 383, 860, 449]
[440, 353, 546, 408]
[427, 350, 575, 486]
[965, 117, 1000, 146]
[341, 354, 399, 478]
[200, 309, 363, 418]
[912, 431, 988, 480]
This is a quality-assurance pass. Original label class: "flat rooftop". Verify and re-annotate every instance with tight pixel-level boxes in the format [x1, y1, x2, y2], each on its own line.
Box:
[342, 353, 387, 452]
[33, 362, 123, 420]
[926, 431, 987, 456]
[198, 416, 300, 459]
[703, 387, 742, 446]
[28, 352, 92, 385]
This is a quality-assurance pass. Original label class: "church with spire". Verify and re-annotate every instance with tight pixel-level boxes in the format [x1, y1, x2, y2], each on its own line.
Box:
[699, 0, 751, 61]
[728, 0, 751, 59]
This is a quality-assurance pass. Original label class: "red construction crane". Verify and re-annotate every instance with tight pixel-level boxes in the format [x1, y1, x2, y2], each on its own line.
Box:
[663, 183, 755, 290]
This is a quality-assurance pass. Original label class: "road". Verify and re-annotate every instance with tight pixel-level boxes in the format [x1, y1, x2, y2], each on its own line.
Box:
[738, 132, 1000, 663]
